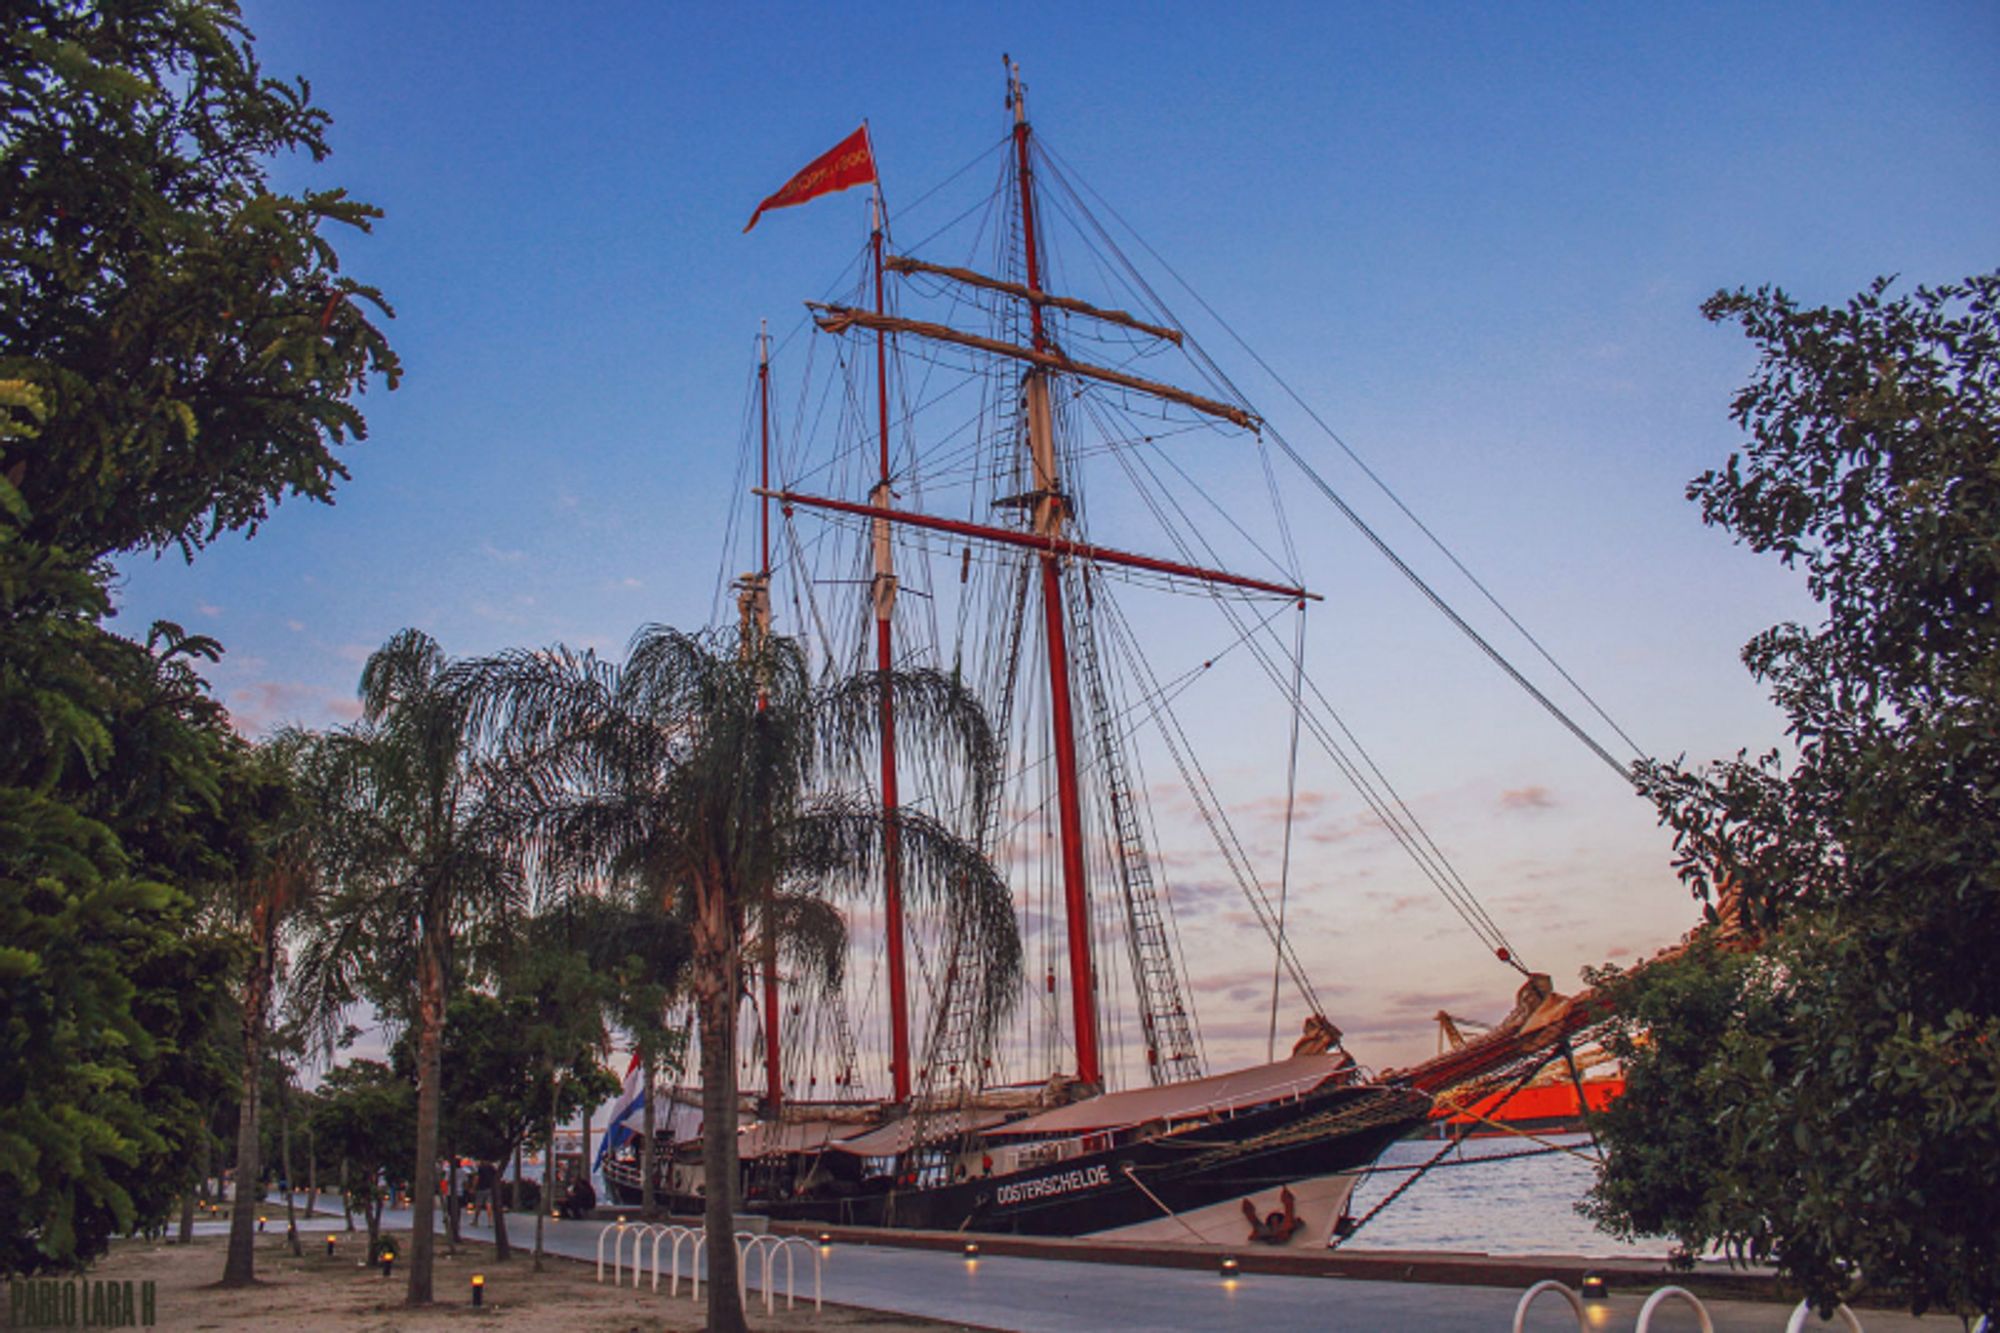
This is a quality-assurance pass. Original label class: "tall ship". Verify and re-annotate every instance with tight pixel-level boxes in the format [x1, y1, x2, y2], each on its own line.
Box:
[603, 62, 1622, 1247]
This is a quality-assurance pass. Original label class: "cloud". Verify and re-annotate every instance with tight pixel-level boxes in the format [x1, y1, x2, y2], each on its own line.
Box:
[196, 602, 223, 618]
[224, 681, 363, 735]
[1229, 790, 1335, 825]
[1498, 785, 1557, 812]
[478, 539, 527, 564]
[285, 619, 305, 632]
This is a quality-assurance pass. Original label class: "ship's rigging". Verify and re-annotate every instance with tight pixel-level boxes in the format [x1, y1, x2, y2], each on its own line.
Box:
[703, 63, 1650, 1124]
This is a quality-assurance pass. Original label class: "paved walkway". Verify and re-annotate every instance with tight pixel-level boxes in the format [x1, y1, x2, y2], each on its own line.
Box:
[248, 1194, 1947, 1331]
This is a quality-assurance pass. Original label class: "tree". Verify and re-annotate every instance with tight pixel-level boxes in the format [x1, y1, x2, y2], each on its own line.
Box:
[308, 1059, 413, 1255]
[391, 989, 613, 1263]
[0, 0, 399, 563]
[462, 628, 1022, 1333]
[0, 617, 240, 1275]
[292, 630, 528, 1305]
[0, 0, 394, 1276]
[1587, 275, 2000, 1320]
[573, 890, 692, 1218]
[219, 732, 324, 1286]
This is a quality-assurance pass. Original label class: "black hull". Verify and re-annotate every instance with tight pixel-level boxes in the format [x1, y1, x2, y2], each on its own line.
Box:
[608, 1082, 1425, 1239]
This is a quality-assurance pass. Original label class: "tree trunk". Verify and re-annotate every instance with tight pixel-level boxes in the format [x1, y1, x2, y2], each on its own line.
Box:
[306, 1124, 319, 1221]
[177, 1130, 206, 1245]
[491, 1159, 512, 1261]
[580, 1107, 591, 1189]
[640, 1048, 657, 1216]
[535, 1078, 555, 1272]
[512, 1140, 523, 1213]
[365, 1185, 382, 1255]
[340, 1157, 353, 1233]
[406, 932, 445, 1306]
[220, 946, 271, 1287]
[444, 1157, 461, 1249]
[697, 925, 747, 1333]
[279, 1074, 301, 1256]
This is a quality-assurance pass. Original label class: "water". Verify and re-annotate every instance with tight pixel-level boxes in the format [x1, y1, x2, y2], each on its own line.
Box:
[1343, 1133, 1670, 1259]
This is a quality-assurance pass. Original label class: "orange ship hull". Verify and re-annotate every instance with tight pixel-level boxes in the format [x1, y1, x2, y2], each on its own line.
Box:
[1428, 1076, 1624, 1135]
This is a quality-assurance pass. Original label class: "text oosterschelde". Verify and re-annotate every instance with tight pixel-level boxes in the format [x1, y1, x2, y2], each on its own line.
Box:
[995, 1163, 1111, 1206]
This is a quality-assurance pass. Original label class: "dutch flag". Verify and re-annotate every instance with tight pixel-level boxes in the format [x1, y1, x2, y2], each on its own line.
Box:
[592, 1053, 645, 1175]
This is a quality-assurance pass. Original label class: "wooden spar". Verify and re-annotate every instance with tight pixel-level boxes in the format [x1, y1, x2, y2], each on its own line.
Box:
[807, 305, 1260, 433]
[872, 193, 913, 1106]
[884, 254, 1184, 345]
[757, 489, 1318, 602]
[1010, 62, 1101, 1089]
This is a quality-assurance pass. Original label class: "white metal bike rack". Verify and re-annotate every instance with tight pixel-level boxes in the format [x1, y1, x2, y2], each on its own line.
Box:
[1511, 1279, 1586, 1332]
[647, 1224, 699, 1294]
[594, 1219, 627, 1281]
[623, 1223, 675, 1288]
[732, 1233, 821, 1314]
[1636, 1285, 1715, 1333]
[1785, 1300, 1865, 1331]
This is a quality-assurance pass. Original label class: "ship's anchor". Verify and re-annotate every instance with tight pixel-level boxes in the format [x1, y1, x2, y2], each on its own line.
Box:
[1241, 1186, 1303, 1244]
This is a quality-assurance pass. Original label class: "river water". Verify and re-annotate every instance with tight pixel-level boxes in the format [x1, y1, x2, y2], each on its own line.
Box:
[1343, 1133, 1670, 1258]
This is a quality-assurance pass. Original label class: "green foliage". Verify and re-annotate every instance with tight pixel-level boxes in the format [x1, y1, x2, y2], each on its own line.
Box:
[391, 990, 614, 1171]
[0, 0, 401, 561]
[1591, 275, 2000, 1319]
[309, 1059, 413, 1209]
[0, 784, 237, 1275]
[0, 0, 394, 1277]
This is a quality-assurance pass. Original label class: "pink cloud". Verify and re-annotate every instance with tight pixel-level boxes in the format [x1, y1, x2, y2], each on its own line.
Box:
[1498, 785, 1557, 812]
[224, 682, 363, 736]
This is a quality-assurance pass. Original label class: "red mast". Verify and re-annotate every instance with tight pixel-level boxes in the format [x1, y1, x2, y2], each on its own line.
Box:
[872, 186, 913, 1103]
[1011, 61, 1101, 1088]
[757, 325, 783, 1112]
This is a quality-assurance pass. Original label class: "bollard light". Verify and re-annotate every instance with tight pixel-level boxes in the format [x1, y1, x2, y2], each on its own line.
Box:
[470, 1274, 484, 1308]
[1219, 1256, 1241, 1279]
[1580, 1272, 1608, 1301]
[325, 1236, 336, 1258]
[257, 1215, 267, 1232]
[379, 1248, 394, 1277]
[817, 1232, 833, 1247]
[962, 1241, 979, 1258]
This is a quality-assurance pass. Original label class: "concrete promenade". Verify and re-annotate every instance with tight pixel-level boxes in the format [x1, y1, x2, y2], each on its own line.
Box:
[222, 1193, 1948, 1331]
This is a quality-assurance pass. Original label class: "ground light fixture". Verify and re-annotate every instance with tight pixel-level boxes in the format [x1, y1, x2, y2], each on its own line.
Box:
[818, 1232, 833, 1247]
[1219, 1257, 1241, 1279]
[962, 1242, 980, 1258]
[324, 1236, 336, 1258]
[378, 1248, 394, 1277]
[1581, 1272, 1608, 1300]
[471, 1274, 484, 1308]
[257, 1215, 267, 1232]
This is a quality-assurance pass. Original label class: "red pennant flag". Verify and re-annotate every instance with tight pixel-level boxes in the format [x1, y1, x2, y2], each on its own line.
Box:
[743, 125, 877, 233]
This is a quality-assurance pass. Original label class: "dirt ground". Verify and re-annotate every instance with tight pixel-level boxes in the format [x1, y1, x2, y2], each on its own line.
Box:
[75, 1233, 981, 1332]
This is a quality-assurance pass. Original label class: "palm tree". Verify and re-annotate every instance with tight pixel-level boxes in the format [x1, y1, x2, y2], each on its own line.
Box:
[218, 729, 323, 1287]
[461, 626, 1021, 1333]
[291, 629, 528, 1306]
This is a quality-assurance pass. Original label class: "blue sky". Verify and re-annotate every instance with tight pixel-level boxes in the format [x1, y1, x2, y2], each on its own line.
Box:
[115, 3, 1998, 1076]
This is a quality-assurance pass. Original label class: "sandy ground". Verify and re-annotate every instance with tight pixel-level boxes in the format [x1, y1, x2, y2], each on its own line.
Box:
[80, 1233, 984, 1332]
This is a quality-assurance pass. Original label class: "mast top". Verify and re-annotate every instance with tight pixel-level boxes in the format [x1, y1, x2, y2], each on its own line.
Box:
[1005, 54, 1026, 126]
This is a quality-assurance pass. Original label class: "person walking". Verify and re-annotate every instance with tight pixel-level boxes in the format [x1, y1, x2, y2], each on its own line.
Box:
[472, 1161, 497, 1224]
